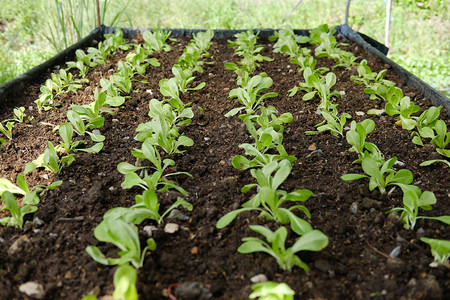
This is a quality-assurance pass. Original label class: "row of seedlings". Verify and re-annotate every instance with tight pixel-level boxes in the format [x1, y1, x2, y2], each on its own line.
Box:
[271, 25, 450, 268]
[0, 30, 133, 227]
[217, 30, 329, 298]
[83, 30, 214, 299]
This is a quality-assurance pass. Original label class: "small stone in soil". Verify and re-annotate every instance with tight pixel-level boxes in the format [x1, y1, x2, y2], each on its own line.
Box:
[250, 274, 268, 283]
[19, 282, 45, 299]
[164, 223, 179, 233]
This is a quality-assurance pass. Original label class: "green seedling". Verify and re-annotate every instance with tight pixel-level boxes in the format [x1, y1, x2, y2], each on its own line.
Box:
[290, 53, 328, 75]
[25, 141, 75, 174]
[118, 140, 192, 196]
[66, 59, 89, 78]
[99, 78, 127, 106]
[0, 191, 37, 228]
[58, 122, 104, 154]
[346, 119, 384, 164]
[13, 107, 25, 123]
[350, 59, 394, 90]
[86, 217, 156, 269]
[411, 106, 442, 146]
[147, 98, 193, 129]
[269, 27, 302, 58]
[224, 63, 251, 87]
[341, 156, 413, 194]
[66, 110, 106, 145]
[192, 29, 214, 57]
[70, 89, 113, 130]
[105, 190, 192, 226]
[225, 74, 278, 117]
[420, 238, 450, 267]
[314, 32, 356, 70]
[306, 110, 351, 137]
[0, 121, 14, 140]
[126, 44, 161, 75]
[170, 65, 206, 93]
[232, 143, 296, 170]
[218, 160, 313, 236]
[420, 159, 450, 168]
[0, 138, 5, 147]
[308, 24, 336, 45]
[430, 120, 450, 157]
[386, 184, 450, 230]
[113, 264, 138, 300]
[177, 45, 206, 73]
[289, 68, 341, 113]
[249, 281, 295, 300]
[238, 225, 328, 271]
[143, 29, 172, 53]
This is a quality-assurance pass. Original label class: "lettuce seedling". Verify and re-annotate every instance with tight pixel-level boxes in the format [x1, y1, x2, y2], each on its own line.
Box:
[411, 106, 442, 146]
[249, 281, 295, 300]
[341, 156, 413, 194]
[430, 120, 450, 157]
[0, 191, 37, 228]
[218, 160, 313, 236]
[314, 32, 356, 70]
[346, 119, 384, 164]
[99, 78, 127, 107]
[238, 225, 328, 271]
[308, 24, 336, 45]
[58, 122, 104, 154]
[225, 74, 278, 117]
[192, 29, 214, 57]
[86, 217, 156, 269]
[224, 63, 251, 87]
[177, 46, 206, 73]
[290, 53, 328, 75]
[66, 110, 106, 145]
[170, 65, 206, 93]
[13, 107, 25, 123]
[0, 121, 14, 140]
[143, 29, 172, 53]
[126, 44, 161, 75]
[113, 264, 138, 300]
[420, 238, 450, 267]
[25, 141, 75, 174]
[350, 59, 394, 91]
[306, 110, 351, 137]
[232, 143, 296, 170]
[270, 27, 301, 58]
[386, 184, 449, 230]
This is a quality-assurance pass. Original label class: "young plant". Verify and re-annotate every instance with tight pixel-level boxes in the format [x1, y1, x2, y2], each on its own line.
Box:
[350, 59, 394, 90]
[126, 44, 161, 75]
[238, 225, 328, 271]
[0, 121, 14, 140]
[306, 110, 351, 137]
[25, 141, 75, 174]
[143, 29, 172, 53]
[386, 184, 449, 230]
[290, 54, 328, 75]
[346, 119, 384, 164]
[249, 281, 295, 300]
[58, 122, 104, 154]
[192, 29, 214, 57]
[86, 217, 156, 269]
[341, 156, 413, 194]
[411, 106, 442, 146]
[225, 74, 278, 117]
[170, 65, 206, 93]
[67, 110, 106, 144]
[0, 191, 37, 228]
[13, 107, 25, 123]
[218, 160, 313, 236]
[430, 120, 450, 157]
[420, 237, 450, 267]
[232, 143, 297, 171]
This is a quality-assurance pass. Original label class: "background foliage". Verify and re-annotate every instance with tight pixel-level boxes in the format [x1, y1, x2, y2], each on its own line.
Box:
[0, 0, 448, 96]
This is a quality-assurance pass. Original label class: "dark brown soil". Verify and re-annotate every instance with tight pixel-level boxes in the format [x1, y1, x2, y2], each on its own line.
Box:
[0, 33, 449, 300]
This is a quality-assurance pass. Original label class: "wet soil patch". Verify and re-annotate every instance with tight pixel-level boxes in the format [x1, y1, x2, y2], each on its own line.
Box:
[0, 34, 449, 300]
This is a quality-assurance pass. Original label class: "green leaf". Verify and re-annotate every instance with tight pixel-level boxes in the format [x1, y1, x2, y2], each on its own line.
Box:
[86, 246, 110, 265]
[341, 174, 367, 181]
[216, 207, 256, 228]
[291, 230, 329, 253]
[280, 208, 313, 235]
[117, 162, 147, 175]
[78, 142, 103, 153]
[0, 178, 26, 196]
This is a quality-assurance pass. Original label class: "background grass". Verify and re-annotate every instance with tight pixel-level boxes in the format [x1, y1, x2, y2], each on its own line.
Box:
[0, 0, 448, 96]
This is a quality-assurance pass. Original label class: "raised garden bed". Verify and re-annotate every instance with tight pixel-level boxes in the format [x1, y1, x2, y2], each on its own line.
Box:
[0, 25, 449, 300]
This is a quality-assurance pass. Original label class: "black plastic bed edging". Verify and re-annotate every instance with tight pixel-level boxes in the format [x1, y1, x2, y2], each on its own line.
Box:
[0, 24, 449, 116]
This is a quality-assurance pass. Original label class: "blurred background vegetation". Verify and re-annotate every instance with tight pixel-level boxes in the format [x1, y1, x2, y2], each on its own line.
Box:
[0, 0, 448, 96]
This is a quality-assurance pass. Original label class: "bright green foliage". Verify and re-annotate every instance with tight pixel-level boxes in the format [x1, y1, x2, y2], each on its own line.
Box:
[12, 107, 26, 123]
[218, 160, 313, 236]
[350, 59, 394, 93]
[306, 110, 351, 137]
[86, 217, 156, 269]
[0, 191, 37, 228]
[346, 119, 384, 164]
[191, 29, 214, 58]
[117, 139, 192, 195]
[57, 121, 104, 154]
[227, 30, 273, 73]
[143, 29, 172, 53]
[420, 237, 450, 267]
[225, 73, 278, 117]
[386, 184, 449, 230]
[430, 120, 450, 157]
[290, 53, 328, 75]
[25, 141, 75, 174]
[169, 65, 206, 93]
[113, 264, 138, 300]
[232, 143, 297, 171]
[269, 27, 308, 58]
[0, 121, 14, 140]
[238, 225, 328, 271]
[126, 44, 161, 75]
[249, 281, 295, 300]
[99, 78, 126, 107]
[411, 106, 442, 146]
[341, 157, 413, 194]
[289, 68, 341, 113]
[314, 32, 357, 70]
[308, 24, 336, 45]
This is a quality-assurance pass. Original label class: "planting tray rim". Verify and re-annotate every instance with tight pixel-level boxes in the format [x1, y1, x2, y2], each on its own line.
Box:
[0, 24, 448, 116]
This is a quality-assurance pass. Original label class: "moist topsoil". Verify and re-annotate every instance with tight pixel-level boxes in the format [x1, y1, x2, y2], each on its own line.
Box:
[0, 33, 449, 300]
